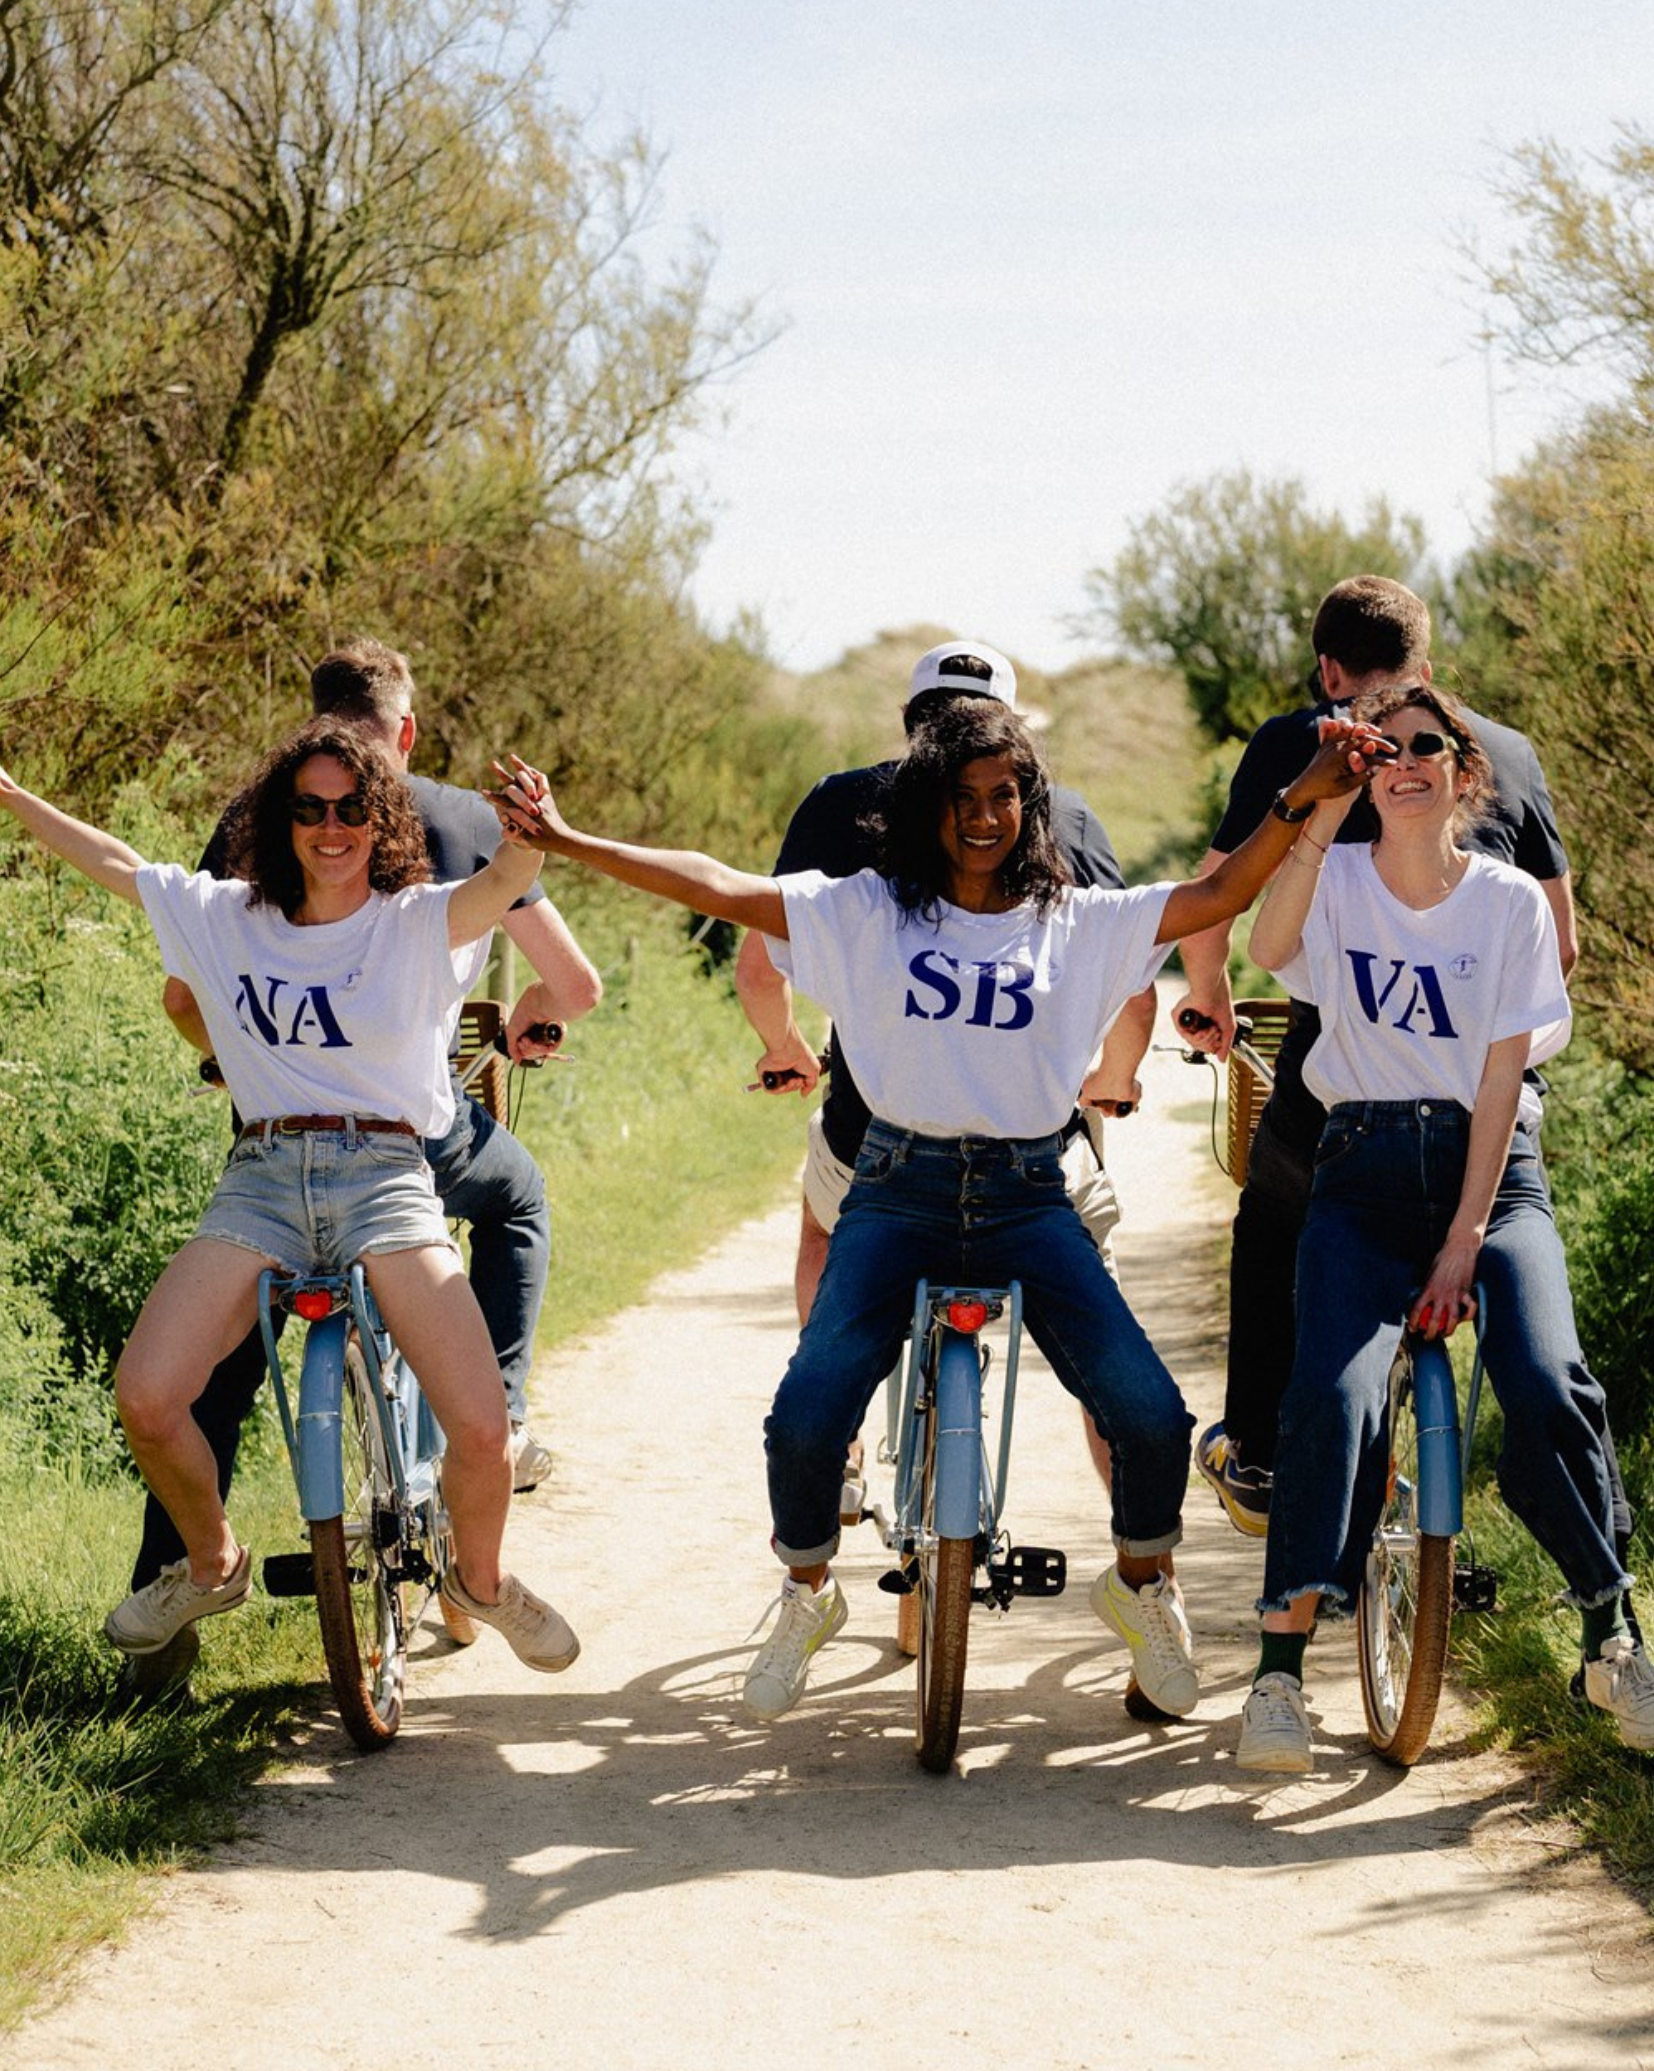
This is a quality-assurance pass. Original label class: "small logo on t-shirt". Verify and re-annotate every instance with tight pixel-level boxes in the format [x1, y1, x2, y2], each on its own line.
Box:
[1447, 953, 1479, 982]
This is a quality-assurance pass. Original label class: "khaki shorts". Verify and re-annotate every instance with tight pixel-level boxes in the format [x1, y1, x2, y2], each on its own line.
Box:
[802, 1108, 1122, 1279]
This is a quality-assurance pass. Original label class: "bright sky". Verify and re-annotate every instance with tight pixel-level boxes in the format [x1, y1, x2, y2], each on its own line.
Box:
[551, 2, 1649, 675]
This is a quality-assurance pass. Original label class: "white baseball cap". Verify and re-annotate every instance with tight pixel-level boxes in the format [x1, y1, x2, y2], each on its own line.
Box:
[904, 639, 1017, 712]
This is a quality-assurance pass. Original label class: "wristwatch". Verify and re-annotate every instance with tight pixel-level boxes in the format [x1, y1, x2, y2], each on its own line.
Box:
[1270, 787, 1313, 825]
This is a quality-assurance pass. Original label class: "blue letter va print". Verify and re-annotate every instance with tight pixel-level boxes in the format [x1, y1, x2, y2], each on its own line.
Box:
[234, 974, 353, 1049]
[1345, 951, 1458, 1039]
[904, 950, 1034, 1031]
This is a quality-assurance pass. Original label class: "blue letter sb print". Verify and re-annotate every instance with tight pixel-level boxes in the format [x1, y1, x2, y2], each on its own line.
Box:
[903, 950, 1034, 1031]
[234, 974, 353, 1049]
[1345, 951, 1458, 1039]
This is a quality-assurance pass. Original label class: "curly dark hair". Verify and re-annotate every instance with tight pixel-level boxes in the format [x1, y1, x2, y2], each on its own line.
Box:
[1351, 683, 1497, 842]
[866, 699, 1073, 922]
[222, 717, 432, 919]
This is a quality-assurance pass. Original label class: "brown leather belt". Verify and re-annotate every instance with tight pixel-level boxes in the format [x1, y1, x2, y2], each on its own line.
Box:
[238, 1115, 418, 1143]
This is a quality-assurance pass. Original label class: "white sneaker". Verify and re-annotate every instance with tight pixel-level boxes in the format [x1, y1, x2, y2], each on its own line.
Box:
[441, 1570, 579, 1672]
[103, 1547, 252, 1655]
[1091, 1566, 1198, 1716]
[1237, 1672, 1313, 1773]
[1583, 1636, 1654, 1751]
[744, 1575, 848, 1720]
[510, 1423, 553, 1494]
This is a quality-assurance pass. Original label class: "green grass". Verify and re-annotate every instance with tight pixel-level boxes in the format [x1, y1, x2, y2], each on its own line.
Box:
[1450, 1453, 1654, 1902]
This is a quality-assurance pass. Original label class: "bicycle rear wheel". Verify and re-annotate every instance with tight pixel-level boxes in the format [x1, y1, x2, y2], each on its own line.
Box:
[1358, 1345, 1453, 1766]
[913, 1401, 973, 1773]
[312, 1340, 408, 1750]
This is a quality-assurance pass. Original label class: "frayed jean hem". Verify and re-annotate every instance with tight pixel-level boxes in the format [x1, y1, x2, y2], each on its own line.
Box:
[1567, 1572, 1636, 1612]
[1256, 1580, 1350, 1618]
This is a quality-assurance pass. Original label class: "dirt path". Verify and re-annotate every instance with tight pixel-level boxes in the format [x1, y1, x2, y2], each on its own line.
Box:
[11, 999, 1653, 2071]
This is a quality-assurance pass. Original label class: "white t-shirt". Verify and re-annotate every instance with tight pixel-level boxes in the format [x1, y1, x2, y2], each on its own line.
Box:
[1276, 846, 1570, 1120]
[138, 866, 490, 1135]
[769, 871, 1174, 1140]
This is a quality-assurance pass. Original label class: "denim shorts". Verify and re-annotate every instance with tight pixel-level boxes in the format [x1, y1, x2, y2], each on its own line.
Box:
[194, 1127, 457, 1274]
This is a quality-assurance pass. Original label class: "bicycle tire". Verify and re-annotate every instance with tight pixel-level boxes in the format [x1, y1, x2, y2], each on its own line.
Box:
[312, 1340, 408, 1750]
[913, 1403, 973, 1772]
[1357, 1347, 1454, 1766]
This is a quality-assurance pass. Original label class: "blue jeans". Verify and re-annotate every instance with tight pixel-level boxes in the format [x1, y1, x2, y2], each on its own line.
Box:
[1261, 1100, 1628, 1615]
[765, 1120, 1193, 1567]
[421, 1091, 550, 1426]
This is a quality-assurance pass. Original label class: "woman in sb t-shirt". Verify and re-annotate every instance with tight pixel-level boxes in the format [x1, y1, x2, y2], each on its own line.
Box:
[491, 696, 1381, 1732]
[1235, 684, 1649, 1772]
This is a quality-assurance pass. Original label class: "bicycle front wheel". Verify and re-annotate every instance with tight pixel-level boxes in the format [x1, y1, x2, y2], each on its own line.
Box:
[913, 1405, 973, 1773]
[312, 1340, 408, 1750]
[1357, 1346, 1453, 1766]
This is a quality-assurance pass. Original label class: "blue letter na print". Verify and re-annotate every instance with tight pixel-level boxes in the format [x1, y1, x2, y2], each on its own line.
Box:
[1345, 951, 1458, 1039]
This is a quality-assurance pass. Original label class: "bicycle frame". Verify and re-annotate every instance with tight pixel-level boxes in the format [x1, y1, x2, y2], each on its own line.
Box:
[258, 1264, 443, 1524]
[1407, 1293, 1488, 1538]
[885, 1281, 1024, 1555]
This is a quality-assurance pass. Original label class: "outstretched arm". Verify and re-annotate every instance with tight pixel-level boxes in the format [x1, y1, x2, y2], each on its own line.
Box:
[1154, 721, 1388, 944]
[486, 755, 788, 938]
[0, 765, 145, 903]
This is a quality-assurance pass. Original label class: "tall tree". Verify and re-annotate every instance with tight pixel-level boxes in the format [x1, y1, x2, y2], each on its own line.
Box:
[1079, 470, 1430, 743]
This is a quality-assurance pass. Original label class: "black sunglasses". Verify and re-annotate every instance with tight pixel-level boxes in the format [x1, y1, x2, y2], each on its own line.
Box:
[1376, 729, 1456, 761]
[290, 792, 370, 827]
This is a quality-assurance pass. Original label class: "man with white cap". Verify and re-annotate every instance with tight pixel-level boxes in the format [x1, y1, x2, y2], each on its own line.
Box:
[734, 637, 1152, 1499]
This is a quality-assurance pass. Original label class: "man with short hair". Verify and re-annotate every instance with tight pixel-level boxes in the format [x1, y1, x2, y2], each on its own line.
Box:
[122, 638, 601, 1702]
[1175, 578, 1633, 1601]
[734, 639, 1153, 1503]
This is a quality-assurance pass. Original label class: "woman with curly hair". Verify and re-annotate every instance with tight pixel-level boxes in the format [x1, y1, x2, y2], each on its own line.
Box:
[0, 717, 580, 1679]
[489, 694, 1388, 1734]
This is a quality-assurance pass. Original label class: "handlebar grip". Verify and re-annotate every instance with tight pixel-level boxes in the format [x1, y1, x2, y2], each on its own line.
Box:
[491, 1022, 564, 1060]
[1176, 1007, 1215, 1035]
[199, 1055, 225, 1087]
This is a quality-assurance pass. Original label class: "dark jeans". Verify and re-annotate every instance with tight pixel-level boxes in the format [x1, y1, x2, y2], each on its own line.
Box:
[131, 1088, 550, 1590]
[1221, 1007, 1635, 1563]
[1262, 1104, 1628, 1615]
[766, 1120, 1193, 1566]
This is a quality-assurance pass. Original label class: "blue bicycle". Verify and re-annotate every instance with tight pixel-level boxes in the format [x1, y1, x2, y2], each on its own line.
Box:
[258, 1263, 472, 1750]
[862, 1281, 1066, 1773]
[1357, 1286, 1495, 1766]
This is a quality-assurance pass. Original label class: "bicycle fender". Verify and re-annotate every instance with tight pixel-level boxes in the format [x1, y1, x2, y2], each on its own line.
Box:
[295, 1311, 349, 1521]
[933, 1331, 984, 1540]
[1409, 1337, 1463, 1537]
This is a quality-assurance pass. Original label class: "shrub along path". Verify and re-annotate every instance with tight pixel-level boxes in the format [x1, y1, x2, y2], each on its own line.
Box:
[11, 995, 1653, 2069]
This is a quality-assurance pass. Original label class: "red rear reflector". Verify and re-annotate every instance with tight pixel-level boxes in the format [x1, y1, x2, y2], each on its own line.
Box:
[947, 1300, 989, 1333]
[294, 1291, 332, 1321]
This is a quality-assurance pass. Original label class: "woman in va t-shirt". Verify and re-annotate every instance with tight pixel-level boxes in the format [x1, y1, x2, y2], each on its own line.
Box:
[0, 717, 579, 1680]
[490, 696, 1384, 1731]
[1236, 684, 1649, 1772]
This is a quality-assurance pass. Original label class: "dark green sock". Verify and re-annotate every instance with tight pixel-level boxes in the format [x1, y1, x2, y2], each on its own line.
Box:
[1581, 1597, 1631, 1661]
[1255, 1632, 1308, 1685]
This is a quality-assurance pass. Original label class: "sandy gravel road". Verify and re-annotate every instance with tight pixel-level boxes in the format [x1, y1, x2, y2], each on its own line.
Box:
[10, 1000, 1653, 2071]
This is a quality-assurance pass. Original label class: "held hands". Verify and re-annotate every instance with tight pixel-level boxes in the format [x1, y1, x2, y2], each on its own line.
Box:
[1297, 716, 1396, 803]
[483, 754, 565, 852]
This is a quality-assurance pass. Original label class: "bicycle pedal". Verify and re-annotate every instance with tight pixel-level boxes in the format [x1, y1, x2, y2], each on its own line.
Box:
[999, 1545, 1066, 1597]
[261, 1552, 316, 1598]
[1454, 1562, 1498, 1612]
[878, 1566, 918, 1597]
